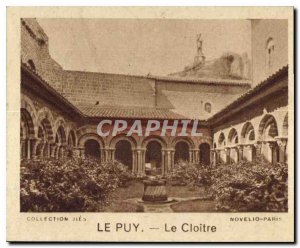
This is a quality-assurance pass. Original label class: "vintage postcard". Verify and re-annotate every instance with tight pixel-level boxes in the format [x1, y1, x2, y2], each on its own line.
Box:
[7, 7, 294, 242]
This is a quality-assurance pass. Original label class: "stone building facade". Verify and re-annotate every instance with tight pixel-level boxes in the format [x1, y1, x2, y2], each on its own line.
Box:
[20, 18, 289, 177]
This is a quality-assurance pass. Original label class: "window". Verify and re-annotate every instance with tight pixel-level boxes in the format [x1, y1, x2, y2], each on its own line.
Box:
[266, 38, 275, 72]
[204, 102, 212, 113]
[27, 59, 36, 71]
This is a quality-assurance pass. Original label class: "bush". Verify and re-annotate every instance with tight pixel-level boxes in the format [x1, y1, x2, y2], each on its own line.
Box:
[20, 158, 133, 212]
[167, 160, 212, 188]
[210, 160, 288, 212]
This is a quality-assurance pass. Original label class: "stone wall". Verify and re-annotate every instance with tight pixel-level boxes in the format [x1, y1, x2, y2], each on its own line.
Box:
[21, 19, 64, 92]
[156, 80, 250, 119]
[251, 19, 288, 85]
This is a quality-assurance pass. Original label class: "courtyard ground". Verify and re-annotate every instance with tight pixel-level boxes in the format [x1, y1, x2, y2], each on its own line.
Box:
[102, 180, 216, 212]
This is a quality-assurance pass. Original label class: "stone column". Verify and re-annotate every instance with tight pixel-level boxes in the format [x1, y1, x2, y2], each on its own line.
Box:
[194, 149, 200, 164]
[61, 145, 67, 158]
[161, 150, 166, 175]
[237, 145, 244, 162]
[136, 148, 144, 177]
[215, 149, 220, 165]
[254, 142, 262, 157]
[131, 148, 137, 173]
[231, 146, 238, 163]
[171, 149, 175, 170]
[110, 148, 115, 161]
[40, 141, 46, 159]
[27, 139, 32, 159]
[57, 143, 63, 159]
[225, 148, 230, 164]
[104, 148, 109, 162]
[248, 144, 256, 162]
[189, 150, 193, 163]
[275, 137, 288, 163]
[50, 143, 56, 158]
[46, 142, 51, 158]
[100, 148, 105, 162]
[79, 147, 85, 159]
[267, 141, 277, 164]
[31, 139, 40, 160]
[20, 139, 25, 159]
[142, 148, 146, 176]
[166, 150, 171, 173]
[211, 149, 216, 167]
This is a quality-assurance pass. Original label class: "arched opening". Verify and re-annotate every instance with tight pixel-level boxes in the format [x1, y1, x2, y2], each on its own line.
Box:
[84, 139, 101, 159]
[228, 128, 238, 145]
[27, 59, 36, 71]
[199, 143, 210, 166]
[241, 122, 256, 162]
[68, 130, 76, 147]
[36, 125, 46, 159]
[228, 128, 239, 163]
[56, 125, 66, 144]
[115, 140, 132, 170]
[67, 130, 76, 158]
[174, 141, 189, 164]
[54, 125, 67, 158]
[41, 119, 54, 159]
[145, 141, 162, 175]
[241, 122, 255, 143]
[259, 114, 278, 140]
[218, 133, 226, 147]
[204, 102, 212, 113]
[218, 132, 226, 163]
[259, 115, 279, 163]
[266, 37, 275, 72]
[21, 108, 35, 159]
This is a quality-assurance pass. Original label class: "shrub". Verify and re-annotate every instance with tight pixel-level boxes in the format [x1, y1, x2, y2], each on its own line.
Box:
[210, 160, 288, 212]
[20, 158, 133, 212]
[167, 160, 212, 188]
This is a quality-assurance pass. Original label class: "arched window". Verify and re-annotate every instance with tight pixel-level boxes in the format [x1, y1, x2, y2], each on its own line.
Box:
[266, 38, 275, 72]
[27, 59, 36, 71]
[204, 102, 212, 113]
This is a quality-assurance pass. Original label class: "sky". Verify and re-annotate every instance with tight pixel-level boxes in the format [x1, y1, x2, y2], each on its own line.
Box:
[38, 19, 251, 76]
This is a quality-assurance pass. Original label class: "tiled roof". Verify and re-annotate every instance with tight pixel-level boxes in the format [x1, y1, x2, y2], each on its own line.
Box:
[207, 65, 289, 123]
[61, 70, 251, 86]
[149, 75, 251, 86]
[78, 105, 188, 120]
[21, 63, 84, 116]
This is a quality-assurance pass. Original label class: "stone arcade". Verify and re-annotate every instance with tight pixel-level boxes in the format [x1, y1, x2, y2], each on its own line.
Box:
[20, 19, 289, 177]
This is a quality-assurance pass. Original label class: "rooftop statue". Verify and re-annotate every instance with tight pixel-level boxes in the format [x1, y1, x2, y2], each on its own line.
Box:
[196, 33, 203, 56]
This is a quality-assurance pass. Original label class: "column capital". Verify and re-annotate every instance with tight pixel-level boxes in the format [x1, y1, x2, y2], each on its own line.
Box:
[163, 148, 175, 152]
[267, 140, 277, 148]
[136, 148, 146, 152]
[254, 142, 262, 148]
[75, 146, 84, 150]
[275, 136, 288, 147]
